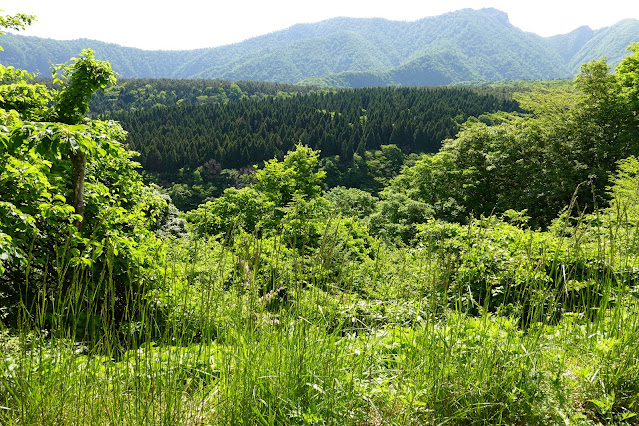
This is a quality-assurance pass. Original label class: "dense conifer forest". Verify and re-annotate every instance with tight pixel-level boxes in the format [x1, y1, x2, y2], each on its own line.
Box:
[97, 84, 518, 208]
[86, 78, 319, 115]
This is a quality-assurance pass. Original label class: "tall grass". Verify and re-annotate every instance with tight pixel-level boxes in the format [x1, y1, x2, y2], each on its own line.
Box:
[1, 213, 638, 425]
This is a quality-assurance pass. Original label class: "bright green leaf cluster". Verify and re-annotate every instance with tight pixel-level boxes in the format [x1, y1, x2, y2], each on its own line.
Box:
[0, 15, 168, 331]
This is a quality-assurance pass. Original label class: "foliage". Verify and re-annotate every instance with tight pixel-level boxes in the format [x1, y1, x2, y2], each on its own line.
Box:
[606, 156, 639, 227]
[186, 186, 274, 237]
[52, 50, 116, 125]
[187, 145, 327, 239]
[567, 155, 639, 259]
[382, 46, 639, 229]
[4, 216, 638, 424]
[0, 66, 53, 120]
[106, 85, 516, 207]
[0, 11, 34, 35]
[3, 10, 639, 424]
[323, 186, 378, 219]
[368, 192, 434, 243]
[86, 78, 316, 115]
[186, 145, 378, 294]
[254, 144, 325, 208]
[416, 217, 624, 322]
[0, 21, 166, 332]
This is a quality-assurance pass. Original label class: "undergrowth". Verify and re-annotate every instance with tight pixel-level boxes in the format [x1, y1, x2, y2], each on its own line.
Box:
[1, 209, 639, 425]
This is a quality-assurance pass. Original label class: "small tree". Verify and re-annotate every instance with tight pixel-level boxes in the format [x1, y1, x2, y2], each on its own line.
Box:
[52, 50, 117, 229]
[606, 156, 639, 227]
[0, 13, 166, 332]
[254, 144, 326, 208]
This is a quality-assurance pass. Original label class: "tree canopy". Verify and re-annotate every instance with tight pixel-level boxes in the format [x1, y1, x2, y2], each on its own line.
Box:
[0, 16, 167, 331]
[381, 43, 639, 230]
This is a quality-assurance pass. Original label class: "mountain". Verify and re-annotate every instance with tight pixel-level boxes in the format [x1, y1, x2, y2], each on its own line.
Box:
[567, 19, 639, 72]
[547, 26, 597, 64]
[0, 33, 200, 78]
[1, 8, 638, 87]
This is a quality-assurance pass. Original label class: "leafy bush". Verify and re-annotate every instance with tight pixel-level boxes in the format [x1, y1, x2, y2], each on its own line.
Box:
[0, 46, 167, 333]
[415, 216, 624, 322]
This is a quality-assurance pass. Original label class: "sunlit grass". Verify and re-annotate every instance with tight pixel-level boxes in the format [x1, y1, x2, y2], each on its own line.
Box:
[1, 212, 639, 425]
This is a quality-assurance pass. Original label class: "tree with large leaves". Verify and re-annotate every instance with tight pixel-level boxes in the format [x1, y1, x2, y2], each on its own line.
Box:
[0, 13, 166, 333]
[382, 43, 639, 230]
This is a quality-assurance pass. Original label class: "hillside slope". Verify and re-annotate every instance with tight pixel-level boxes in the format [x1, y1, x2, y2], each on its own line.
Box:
[2, 8, 638, 86]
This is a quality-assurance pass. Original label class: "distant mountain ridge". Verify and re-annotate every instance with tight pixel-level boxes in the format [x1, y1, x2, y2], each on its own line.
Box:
[2, 8, 638, 87]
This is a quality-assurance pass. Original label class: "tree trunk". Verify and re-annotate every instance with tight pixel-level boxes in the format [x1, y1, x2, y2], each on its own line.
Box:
[71, 151, 87, 231]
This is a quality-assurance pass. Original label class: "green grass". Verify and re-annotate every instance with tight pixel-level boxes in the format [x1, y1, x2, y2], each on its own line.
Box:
[2, 215, 639, 425]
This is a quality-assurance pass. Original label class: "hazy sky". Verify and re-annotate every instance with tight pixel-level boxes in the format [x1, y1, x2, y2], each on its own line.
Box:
[2, 0, 639, 50]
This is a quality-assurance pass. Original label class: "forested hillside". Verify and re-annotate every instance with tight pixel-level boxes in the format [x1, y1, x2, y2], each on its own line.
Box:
[111, 86, 516, 170]
[2, 8, 638, 86]
[86, 78, 317, 115]
[4, 9, 639, 424]
[103, 86, 518, 208]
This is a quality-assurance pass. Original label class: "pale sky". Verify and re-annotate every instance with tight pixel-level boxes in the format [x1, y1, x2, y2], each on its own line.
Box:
[2, 0, 639, 51]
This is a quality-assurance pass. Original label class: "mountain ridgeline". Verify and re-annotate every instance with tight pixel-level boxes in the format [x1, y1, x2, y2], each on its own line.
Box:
[3, 8, 639, 87]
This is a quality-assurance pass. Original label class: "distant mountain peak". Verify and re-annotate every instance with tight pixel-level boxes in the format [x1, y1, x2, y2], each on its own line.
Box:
[478, 7, 510, 22]
[2, 9, 637, 86]
[574, 25, 594, 32]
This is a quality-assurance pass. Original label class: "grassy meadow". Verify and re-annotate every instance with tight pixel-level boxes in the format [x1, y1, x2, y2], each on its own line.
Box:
[2, 205, 639, 425]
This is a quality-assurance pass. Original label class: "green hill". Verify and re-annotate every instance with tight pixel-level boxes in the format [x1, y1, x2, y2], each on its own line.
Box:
[1, 8, 638, 86]
[107, 85, 518, 172]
